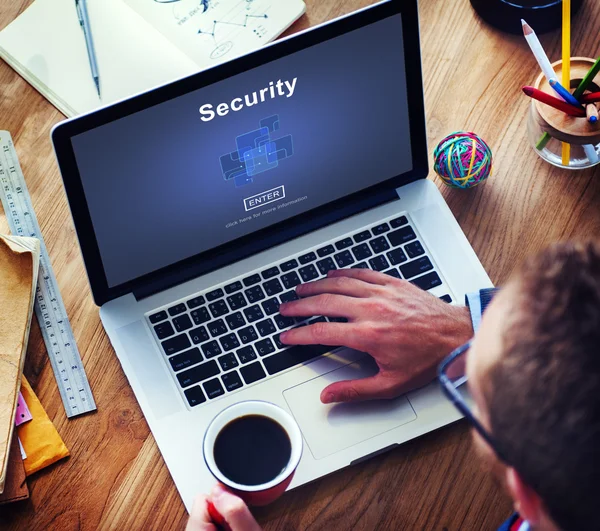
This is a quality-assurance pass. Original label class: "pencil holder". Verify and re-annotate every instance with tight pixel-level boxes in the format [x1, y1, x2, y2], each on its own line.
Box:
[527, 58, 600, 169]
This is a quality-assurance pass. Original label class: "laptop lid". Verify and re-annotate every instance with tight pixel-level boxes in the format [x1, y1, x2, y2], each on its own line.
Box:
[51, 0, 427, 306]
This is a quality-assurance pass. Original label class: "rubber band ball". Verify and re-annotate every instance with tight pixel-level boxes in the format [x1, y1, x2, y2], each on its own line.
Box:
[433, 132, 493, 189]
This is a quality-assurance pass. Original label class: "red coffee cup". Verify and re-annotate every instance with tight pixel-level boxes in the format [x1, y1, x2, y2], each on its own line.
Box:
[203, 400, 303, 506]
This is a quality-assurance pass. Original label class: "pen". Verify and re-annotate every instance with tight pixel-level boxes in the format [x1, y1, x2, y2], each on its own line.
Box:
[75, 0, 101, 98]
[522, 86, 586, 117]
[549, 79, 581, 108]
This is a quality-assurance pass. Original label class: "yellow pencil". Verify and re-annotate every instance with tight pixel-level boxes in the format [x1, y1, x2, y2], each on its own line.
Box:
[562, 0, 571, 166]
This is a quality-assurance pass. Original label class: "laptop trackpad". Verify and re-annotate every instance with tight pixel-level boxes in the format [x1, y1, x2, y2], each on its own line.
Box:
[283, 355, 417, 460]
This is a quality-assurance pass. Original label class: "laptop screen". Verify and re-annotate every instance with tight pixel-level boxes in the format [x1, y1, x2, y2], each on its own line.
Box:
[70, 13, 412, 289]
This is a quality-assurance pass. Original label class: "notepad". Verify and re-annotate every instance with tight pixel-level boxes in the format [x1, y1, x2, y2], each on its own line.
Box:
[0, 0, 305, 118]
[0, 235, 40, 494]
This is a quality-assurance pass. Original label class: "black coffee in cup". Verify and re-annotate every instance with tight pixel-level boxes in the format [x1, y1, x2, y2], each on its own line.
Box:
[213, 414, 292, 486]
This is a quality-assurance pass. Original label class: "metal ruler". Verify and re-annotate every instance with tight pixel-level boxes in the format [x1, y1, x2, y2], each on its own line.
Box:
[0, 131, 96, 418]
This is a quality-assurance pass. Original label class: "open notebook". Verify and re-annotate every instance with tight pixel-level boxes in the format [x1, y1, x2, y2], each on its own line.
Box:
[0, 0, 305, 117]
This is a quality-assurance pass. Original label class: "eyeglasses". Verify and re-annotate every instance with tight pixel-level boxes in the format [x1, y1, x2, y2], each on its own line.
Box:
[437, 340, 509, 464]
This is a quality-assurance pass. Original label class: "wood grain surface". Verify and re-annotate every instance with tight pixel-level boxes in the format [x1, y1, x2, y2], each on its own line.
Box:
[1, 0, 599, 529]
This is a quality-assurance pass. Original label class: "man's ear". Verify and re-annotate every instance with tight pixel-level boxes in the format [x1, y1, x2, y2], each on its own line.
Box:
[505, 467, 542, 526]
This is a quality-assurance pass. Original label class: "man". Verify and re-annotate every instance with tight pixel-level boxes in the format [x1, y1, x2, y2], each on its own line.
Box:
[187, 241, 600, 531]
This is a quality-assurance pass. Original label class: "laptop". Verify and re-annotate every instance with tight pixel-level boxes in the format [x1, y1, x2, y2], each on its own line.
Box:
[51, 0, 492, 511]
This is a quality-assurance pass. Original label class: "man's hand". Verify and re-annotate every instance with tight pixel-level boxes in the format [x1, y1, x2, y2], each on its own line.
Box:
[186, 485, 262, 531]
[279, 268, 473, 404]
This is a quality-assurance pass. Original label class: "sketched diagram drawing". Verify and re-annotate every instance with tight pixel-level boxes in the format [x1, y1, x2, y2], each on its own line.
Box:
[220, 115, 294, 187]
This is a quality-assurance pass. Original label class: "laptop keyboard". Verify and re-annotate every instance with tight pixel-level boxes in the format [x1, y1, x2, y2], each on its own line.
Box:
[146, 214, 453, 409]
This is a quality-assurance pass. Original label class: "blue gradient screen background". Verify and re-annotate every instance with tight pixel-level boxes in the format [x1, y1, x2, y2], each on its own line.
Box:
[71, 14, 412, 288]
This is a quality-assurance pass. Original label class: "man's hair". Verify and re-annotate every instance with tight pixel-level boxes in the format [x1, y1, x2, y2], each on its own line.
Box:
[486, 241, 600, 531]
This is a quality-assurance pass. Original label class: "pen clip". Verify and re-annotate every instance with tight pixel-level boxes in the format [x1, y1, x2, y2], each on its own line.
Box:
[75, 0, 84, 26]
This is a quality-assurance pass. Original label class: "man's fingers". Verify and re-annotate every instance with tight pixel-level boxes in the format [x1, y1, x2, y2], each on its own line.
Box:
[295, 276, 384, 299]
[320, 373, 404, 404]
[279, 293, 359, 319]
[186, 495, 216, 531]
[210, 485, 262, 531]
[280, 321, 362, 349]
[327, 268, 393, 285]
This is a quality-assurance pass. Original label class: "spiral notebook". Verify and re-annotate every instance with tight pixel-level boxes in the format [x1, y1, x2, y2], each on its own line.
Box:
[0, 0, 305, 117]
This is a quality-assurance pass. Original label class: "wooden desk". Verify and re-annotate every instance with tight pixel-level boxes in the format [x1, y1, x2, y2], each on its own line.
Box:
[1, 0, 599, 529]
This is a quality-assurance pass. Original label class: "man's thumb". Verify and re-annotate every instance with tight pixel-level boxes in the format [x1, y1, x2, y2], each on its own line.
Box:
[320, 374, 400, 404]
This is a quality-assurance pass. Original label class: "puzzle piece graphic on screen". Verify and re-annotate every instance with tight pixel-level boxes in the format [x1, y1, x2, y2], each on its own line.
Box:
[236, 127, 270, 160]
[243, 142, 279, 176]
[220, 150, 248, 181]
[234, 173, 253, 187]
[266, 135, 294, 163]
[260, 115, 280, 133]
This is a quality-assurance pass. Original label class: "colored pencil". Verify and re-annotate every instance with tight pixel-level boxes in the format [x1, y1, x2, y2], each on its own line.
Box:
[586, 104, 599, 123]
[573, 57, 600, 100]
[522, 86, 586, 116]
[583, 144, 599, 164]
[581, 92, 600, 104]
[521, 20, 557, 84]
[549, 79, 581, 107]
[561, 0, 571, 165]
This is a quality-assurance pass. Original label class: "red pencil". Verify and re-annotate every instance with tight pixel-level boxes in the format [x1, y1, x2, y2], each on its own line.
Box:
[581, 91, 600, 104]
[522, 86, 586, 117]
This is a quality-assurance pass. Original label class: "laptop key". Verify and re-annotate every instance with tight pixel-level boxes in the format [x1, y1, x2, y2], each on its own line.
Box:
[274, 314, 295, 330]
[154, 321, 174, 340]
[440, 294, 453, 303]
[369, 255, 390, 272]
[225, 312, 246, 330]
[328, 317, 348, 323]
[400, 257, 433, 279]
[240, 362, 266, 384]
[243, 274, 261, 287]
[280, 290, 299, 303]
[256, 318, 277, 337]
[263, 344, 333, 375]
[243, 304, 264, 322]
[280, 259, 298, 272]
[261, 266, 280, 279]
[370, 236, 390, 254]
[201, 340, 222, 358]
[387, 248, 408, 265]
[162, 334, 191, 356]
[411, 271, 442, 291]
[206, 288, 224, 302]
[186, 296, 205, 309]
[189, 326, 210, 344]
[219, 333, 240, 352]
[208, 319, 228, 338]
[245, 285, 266, 303]
[384, 268, 402, 279]
[316, 257, 336, 275]
[281, 271, 301, 289]
[351, 262, 369, 269]
[177, 359, 220, 387]
[169, 347, 203, 372]
[227, 292, 247, 310]
[334, 250, 355, 268]
[372, 222, 390, 235]
[203, 378, 225, 399]
[236, 345, 257, 364]
[390, 215, 408, 228]
[184, 386, 206, 407]
[388, 226, 417, 247]
[316, 244, 335, 257]
[209, 299, 228, 318]
[353, 230, 371, 243]
[224, 281, 243, 294]
[255, 338, 276, 357]
[149, 310, 168, 324]
[262, 297, 280, 315]
[405, 240, 425, 259]
[218, 352, 239, 371]
[335, 237, 354, 250]
[299, 264, 319, 282]
[238, 325, 258, 344]
[173, 314, 193, 333]
[263, 278, 283, 296]
[273, 333, 286, 350]
[298, 252, 316, 265]
[168, 303, 186, 317]
[191, 307, 211, 325]
[351, 243, 372, 261]
[222, 371, 243, 392]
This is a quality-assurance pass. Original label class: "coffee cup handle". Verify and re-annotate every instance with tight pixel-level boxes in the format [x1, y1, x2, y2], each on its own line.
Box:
[207, 500, 233, 531]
